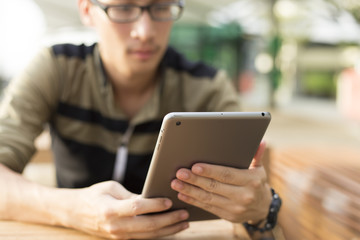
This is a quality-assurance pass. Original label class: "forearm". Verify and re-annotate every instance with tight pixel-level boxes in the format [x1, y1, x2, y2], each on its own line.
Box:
[0, 164, 77, 228]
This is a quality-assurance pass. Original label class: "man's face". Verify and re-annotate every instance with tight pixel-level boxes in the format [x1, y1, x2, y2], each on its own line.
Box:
[89, 0, 176, 76]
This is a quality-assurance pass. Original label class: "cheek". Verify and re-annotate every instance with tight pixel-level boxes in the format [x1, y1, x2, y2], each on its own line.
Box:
[97, 25, 131, 48]
[157, 24, 173, 44]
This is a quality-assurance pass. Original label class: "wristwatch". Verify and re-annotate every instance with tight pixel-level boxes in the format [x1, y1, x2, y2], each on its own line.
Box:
[243, 188, 282, 233]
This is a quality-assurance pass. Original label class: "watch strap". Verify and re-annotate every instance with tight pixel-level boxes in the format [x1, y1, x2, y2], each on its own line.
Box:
[243, 188, 282, 233]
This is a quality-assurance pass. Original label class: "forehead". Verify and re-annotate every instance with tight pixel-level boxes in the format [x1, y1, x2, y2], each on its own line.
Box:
[103, 0, 177, 4]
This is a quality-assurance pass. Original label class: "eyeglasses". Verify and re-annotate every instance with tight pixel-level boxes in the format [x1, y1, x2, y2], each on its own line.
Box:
[89, 0, 184, 23]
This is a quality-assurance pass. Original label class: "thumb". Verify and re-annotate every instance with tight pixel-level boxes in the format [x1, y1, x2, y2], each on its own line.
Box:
[111, 182, 138, 200]
[249, 141, 266, 169]
[92, 181, 138, 200]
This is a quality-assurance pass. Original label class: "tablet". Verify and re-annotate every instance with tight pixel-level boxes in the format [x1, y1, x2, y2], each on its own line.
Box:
[141, 112, 271, 221]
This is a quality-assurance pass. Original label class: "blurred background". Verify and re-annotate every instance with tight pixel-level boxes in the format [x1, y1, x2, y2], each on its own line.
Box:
[1, 0, 360, 239]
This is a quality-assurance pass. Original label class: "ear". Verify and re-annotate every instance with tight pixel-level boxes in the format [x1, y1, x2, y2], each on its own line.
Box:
[78, 0, 94, 26]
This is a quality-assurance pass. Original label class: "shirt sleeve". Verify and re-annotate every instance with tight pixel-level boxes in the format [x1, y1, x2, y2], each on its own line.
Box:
[0, 47, 61, 172]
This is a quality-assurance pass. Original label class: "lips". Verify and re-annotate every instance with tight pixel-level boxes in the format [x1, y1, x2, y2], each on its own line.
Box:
[130, 48, 157, 61]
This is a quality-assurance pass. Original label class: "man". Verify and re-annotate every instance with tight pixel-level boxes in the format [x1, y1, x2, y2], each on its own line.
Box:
[0, 0, 279, 239]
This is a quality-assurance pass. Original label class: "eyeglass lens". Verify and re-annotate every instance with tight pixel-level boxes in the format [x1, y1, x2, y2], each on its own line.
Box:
[107, 3, 182, 22]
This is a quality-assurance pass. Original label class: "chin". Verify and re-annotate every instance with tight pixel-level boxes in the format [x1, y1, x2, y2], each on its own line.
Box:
[136, 56, 162, 68]
[128, 61, 158, 75]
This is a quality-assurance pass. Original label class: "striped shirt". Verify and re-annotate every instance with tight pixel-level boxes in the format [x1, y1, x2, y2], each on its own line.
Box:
[0, 43, 241, 193]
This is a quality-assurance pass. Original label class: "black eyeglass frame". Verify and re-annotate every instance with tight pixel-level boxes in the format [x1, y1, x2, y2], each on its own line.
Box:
[89, 0, 185, 23]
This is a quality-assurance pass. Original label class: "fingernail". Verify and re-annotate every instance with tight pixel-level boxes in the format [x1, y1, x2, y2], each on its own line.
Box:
[182, 222, 189, 229]
[177, 170, 189, 180]
[192, 165, 203, 174]
[180, 211, 189, 220]
[173, 180, 184, 190]
[164, 199, 172, 208]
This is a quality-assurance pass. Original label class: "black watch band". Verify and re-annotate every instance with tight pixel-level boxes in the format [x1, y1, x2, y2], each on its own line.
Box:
[243, 188, 282, 233]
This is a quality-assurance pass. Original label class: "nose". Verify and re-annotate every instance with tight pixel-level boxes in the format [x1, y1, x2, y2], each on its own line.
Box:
[130, 10, 156, 41]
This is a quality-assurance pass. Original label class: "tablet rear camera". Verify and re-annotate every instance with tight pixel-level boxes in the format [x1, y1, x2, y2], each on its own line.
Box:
[176, 121, 181, 126]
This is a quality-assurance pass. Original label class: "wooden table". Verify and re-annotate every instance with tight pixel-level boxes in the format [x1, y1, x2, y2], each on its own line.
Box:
[0, 219, 251, 240]
[270, 146, 360, 240]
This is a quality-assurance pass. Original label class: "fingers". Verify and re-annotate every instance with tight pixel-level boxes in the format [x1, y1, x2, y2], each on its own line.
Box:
[173, 140, 267, 187]
[115, 197, 173, 217]
[93, 209, 189, 239]
[109, 210, 189, 239]
[171, 178, 258, 222]
[249, 141, 266, 169]
[177, 192, 231, 219]
[172, 178, 231, 209]
[172, 166, 265, 200]
[173, 169, 233, 197]
[171, 176, 254, 212]
[90, 181, 174, 216]
[189, 163, 264, 186]
[82, 181, 190, 239]
[122, 221, 189, 239]
[96, 181, 137, 200]
[171, 165, 269, 223]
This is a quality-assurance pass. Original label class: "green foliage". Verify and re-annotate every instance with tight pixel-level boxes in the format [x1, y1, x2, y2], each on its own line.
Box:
[268, 35, 283, 90]
[302, 71, 337, 98]
[169, 23, 243, 80]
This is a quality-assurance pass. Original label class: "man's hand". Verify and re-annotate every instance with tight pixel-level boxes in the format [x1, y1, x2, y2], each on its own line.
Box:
[171, 141, 271, 223]
[71, 181, 189, 239]
[0, 164, 188, 240]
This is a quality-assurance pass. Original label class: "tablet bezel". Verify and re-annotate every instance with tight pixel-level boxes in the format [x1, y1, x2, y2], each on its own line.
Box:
[141, 112, 271, 221]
